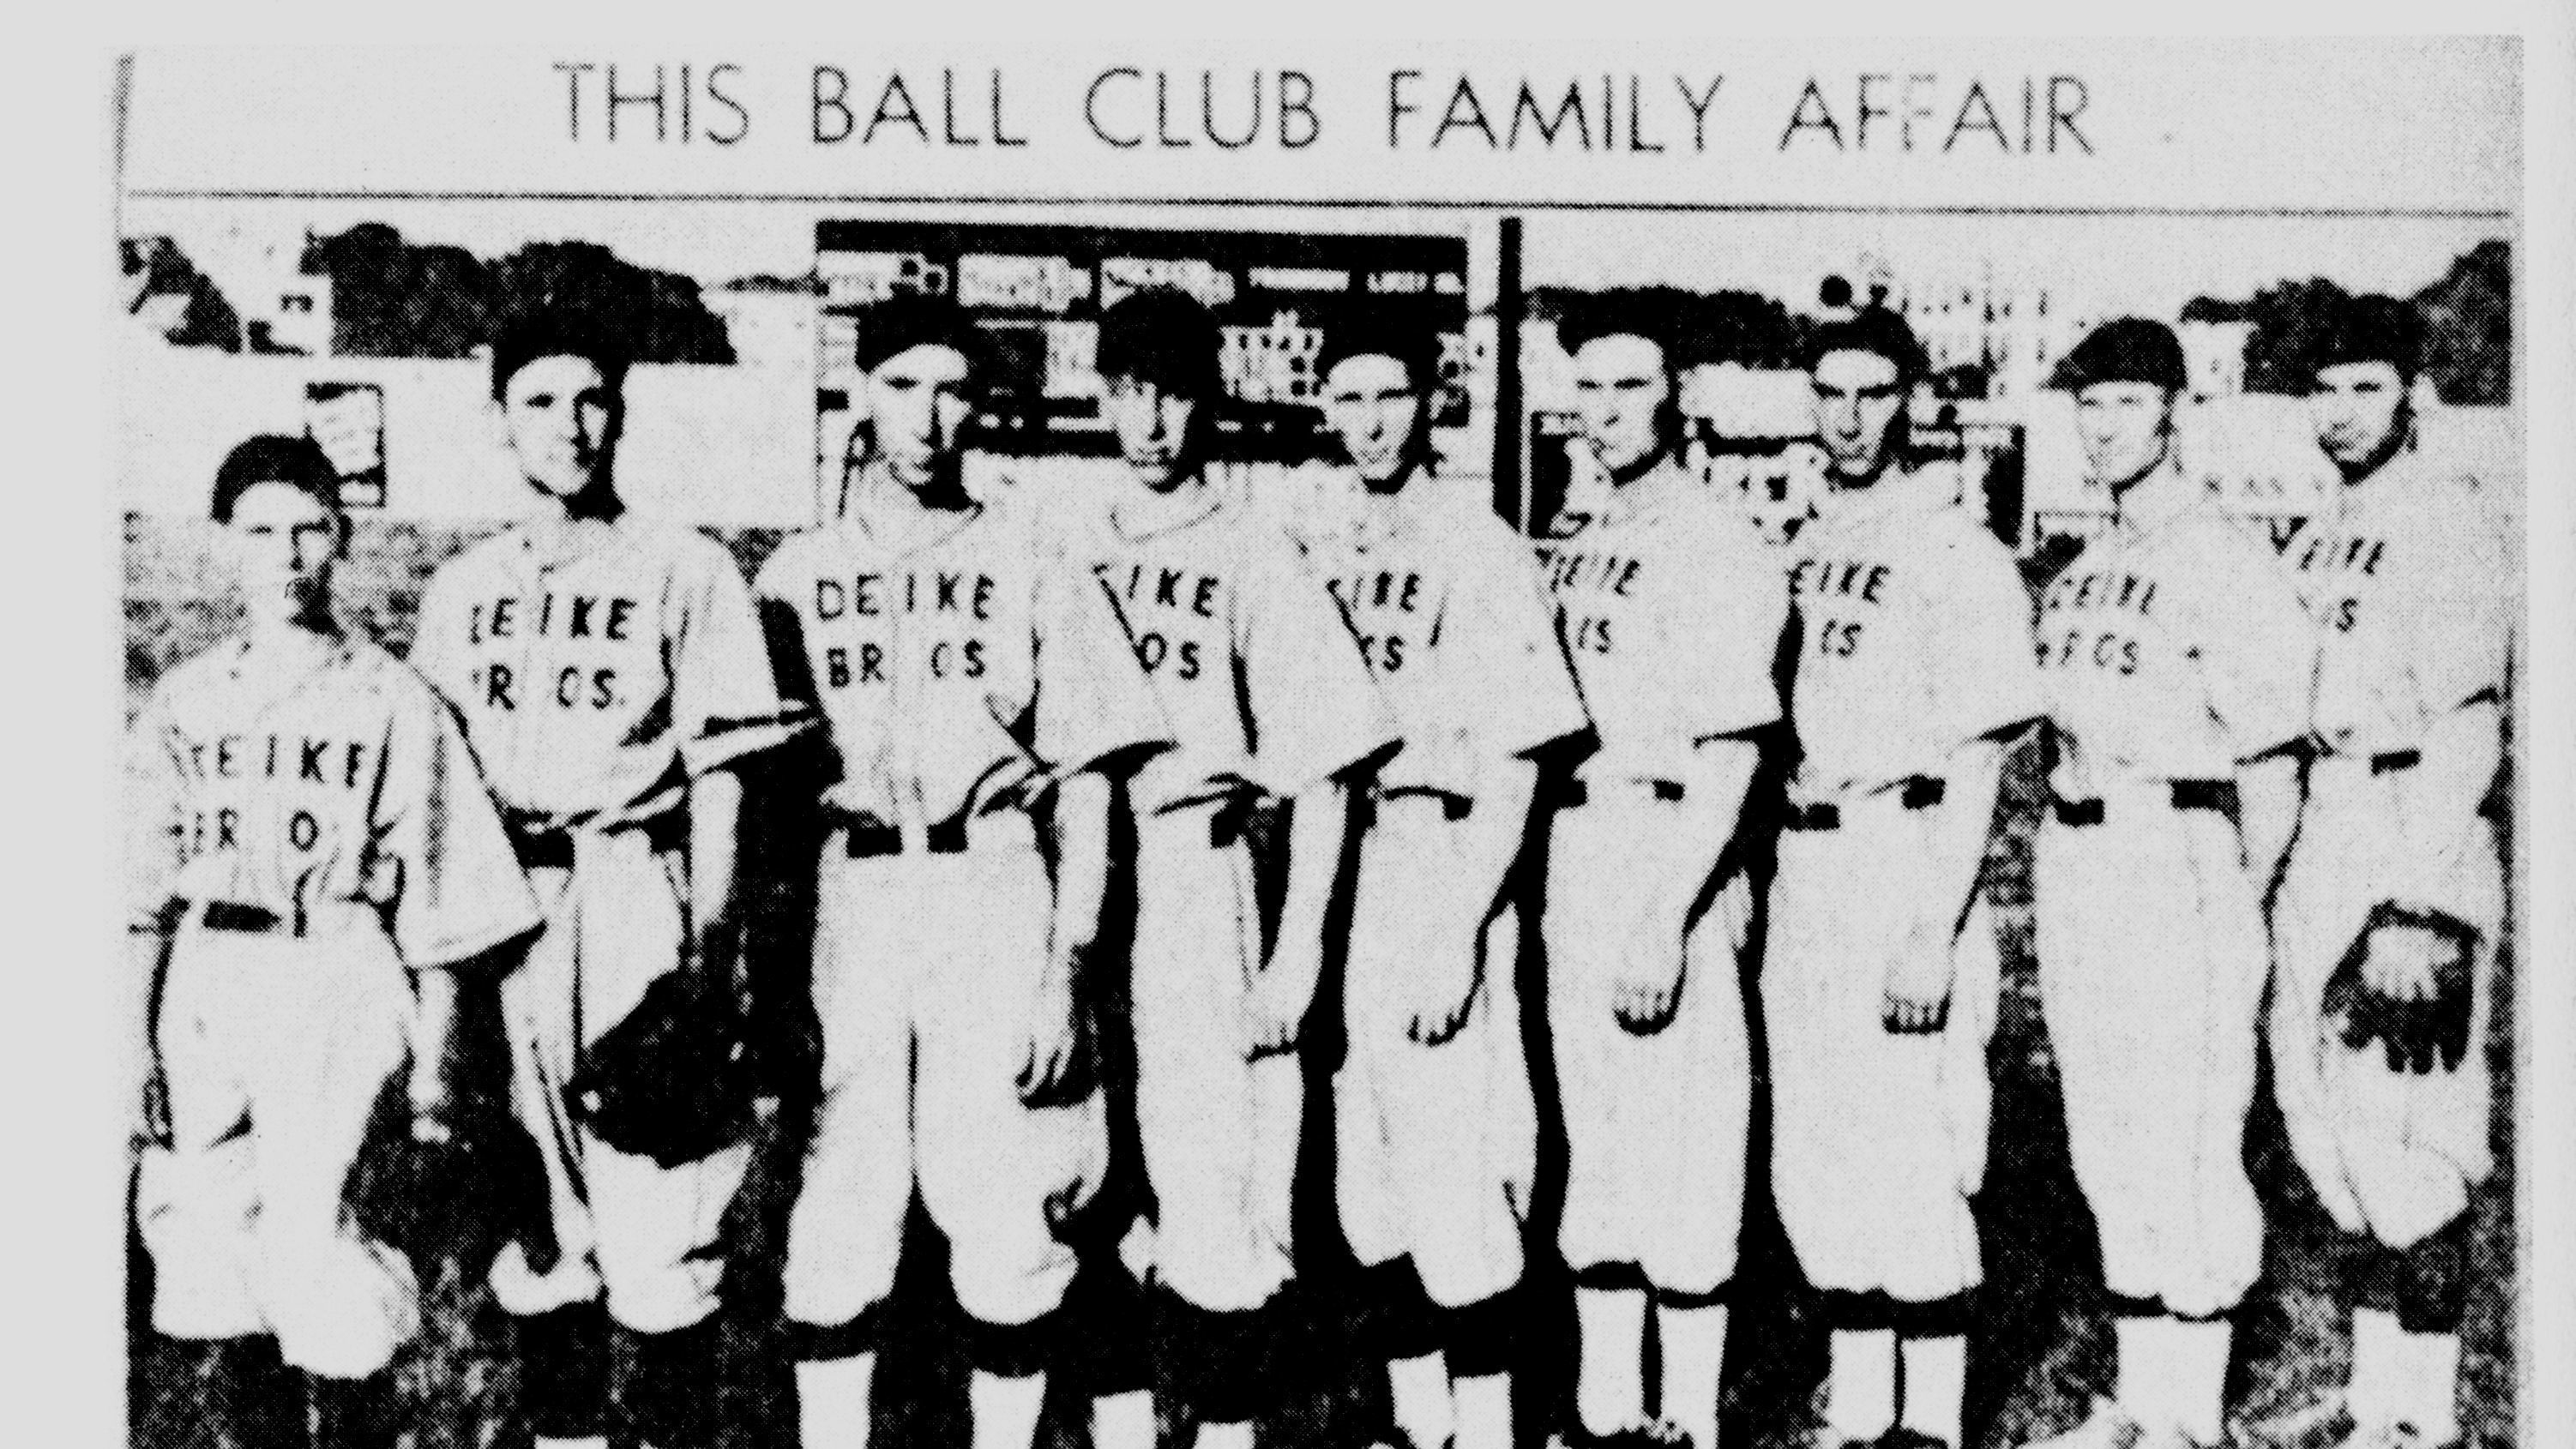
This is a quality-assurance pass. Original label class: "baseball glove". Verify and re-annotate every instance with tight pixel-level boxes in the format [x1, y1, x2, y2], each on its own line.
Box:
[2321, 902, 2477, 1075]
[566, 967, 759, 1169]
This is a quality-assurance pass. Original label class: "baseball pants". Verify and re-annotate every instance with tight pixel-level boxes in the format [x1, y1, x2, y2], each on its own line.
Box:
[1337, 794, 1537, 1310]
[1765, 796, 1999, 1302]
[136, 904, 420, 1380]
[1130, 802, 1303, 1314]
[2271, 755, 2501, 1250]
[784, 813, 1104, 1332]
[2035, 779, 2266, 1319]
[1543, 789, 1754, 1296]
[503, 829, 751, 1335]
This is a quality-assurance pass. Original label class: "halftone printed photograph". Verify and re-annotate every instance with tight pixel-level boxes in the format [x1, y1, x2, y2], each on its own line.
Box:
[107, 38, 2536, 1449]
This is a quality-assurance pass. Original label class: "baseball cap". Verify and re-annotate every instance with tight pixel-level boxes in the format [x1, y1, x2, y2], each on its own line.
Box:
[2307, 294, 2422, 381]
[2049, 317, 2186, 393]
[1804, 307, 1928, 385]
[1096, 288, 1225, 400]
[1315, 315, 1444, 390]
[852, 292, 992, 375]
[212, 434, 340, 522]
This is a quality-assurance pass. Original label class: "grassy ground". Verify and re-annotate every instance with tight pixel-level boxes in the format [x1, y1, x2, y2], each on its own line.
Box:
[124, 516, 2514, 1449]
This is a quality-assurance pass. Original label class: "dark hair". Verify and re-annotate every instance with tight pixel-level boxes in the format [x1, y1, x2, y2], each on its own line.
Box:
[1556, 290, 1685, 373]
[1804, 307, 1928, 387]
[2308, 294, 2423, 384]
[853, 292, 991, 375]
[1096, 288, 1225, 400]
[212, 435, 341, 523]
[1315, 316, 1444, 392]
[489, 314, 631, 402]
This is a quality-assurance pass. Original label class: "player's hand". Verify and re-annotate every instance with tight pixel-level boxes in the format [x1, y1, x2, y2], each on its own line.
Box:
[1243, 962, 1312, 1061]
[406, 1062, 455, 1145]
[1610, 907, 1688, 1037]
[2362, 922, 2453, 1003]
[1016, 961, 1081, 1106]
[1404, 903, 1486, 1046]
[1881, 920, 1955, 1035]
[820, 778, 899, 829]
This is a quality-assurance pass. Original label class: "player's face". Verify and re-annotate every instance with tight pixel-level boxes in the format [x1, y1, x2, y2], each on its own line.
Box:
[500, 355, 618, 501]
[1810, 349, 1906, 481]
[1572, 334, 1674, 477]
[2309, 361, 2409, 474]
[1104, 375, 1201, 492]
[226, 480, 341, 629]
[866, 344, 976, 490]
[2076, 382, 2176, 490]
[1323, 354, 1426, 488]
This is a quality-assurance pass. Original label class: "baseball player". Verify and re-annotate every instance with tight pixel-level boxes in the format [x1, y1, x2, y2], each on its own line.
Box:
[755, 295, 1172, 1449]
[2268, 298, 2510, 1449]
[2023, 320, 2314, 1449]
[128, 435, 539, 1449]
[1290, 320, 1588, 1449]
[1766, 312, 2042, 1449]
[1074, 287, 1396, 1449]
[409, 317, 797, 1449]
[1537, 294, 1787, 1449]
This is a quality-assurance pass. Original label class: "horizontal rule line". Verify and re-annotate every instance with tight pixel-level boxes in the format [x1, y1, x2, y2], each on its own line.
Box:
[118, 188, 2514, 220]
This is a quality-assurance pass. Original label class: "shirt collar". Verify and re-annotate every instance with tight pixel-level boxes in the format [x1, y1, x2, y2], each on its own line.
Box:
[515, 510, 626, 572]
[2107, 454, 2199, 537]
[1109, 478, 1229, 542]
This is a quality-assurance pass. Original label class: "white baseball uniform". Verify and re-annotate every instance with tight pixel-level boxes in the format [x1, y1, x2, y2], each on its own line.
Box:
[2271, 444, 2510, 1249]
[1537, 457, 1786, 1296]
[755, 478, 1171, 1331]
[130, 634, 538, 1379]
[2031, 461, 2314, 1317]
[1766, 466, 2042, 1302]
[412, 514, 796, 1334]
[1082, 484, 1397, 1314]
[1292, 474, 1588, 1311]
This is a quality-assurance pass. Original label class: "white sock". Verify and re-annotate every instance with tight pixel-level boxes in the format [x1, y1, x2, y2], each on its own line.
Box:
[1897, 1335, 1965, 1447]
[1092, 1389, 1157, 1449]
[2401, 1330, 2462, 1445]
[2347, 1308, 2404, 1431]
[2165, 1318, 2233, 1446]
[1574, 1286, 1648, 1435]
[1194, 1418, 1256, 1449]
[970, 1368, 1050, 1449]
[2110, 1315, 2162, 1430]
[1387, 1351, 1456, 1449]
[1822, 1329, 1897, 1442]
[1453, 1372, 1512, 1449]
[532, 1439, 610, 1449]
[795, 1353, 878, 1449]
[1654, 1302, 1727, 1449]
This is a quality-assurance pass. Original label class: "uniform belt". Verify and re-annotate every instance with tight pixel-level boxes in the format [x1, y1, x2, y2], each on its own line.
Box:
[1784, 775, 1946, 833]
[2051, 779, 2237, 827]
[196, 899, 295, 935]
[841, 816, 972, 858]
[507, 812, 684, 870]
[2370, 749, 2422, 775]
[1555, 778, 1686, 809]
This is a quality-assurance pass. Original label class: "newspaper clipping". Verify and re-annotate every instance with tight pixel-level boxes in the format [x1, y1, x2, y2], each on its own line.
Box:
[111, 39, 2529, 1449]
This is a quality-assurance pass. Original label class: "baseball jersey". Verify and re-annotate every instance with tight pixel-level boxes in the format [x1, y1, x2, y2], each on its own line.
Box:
[755, 479, 1172, 822]
[1080, 484, 1396, 810]
[1538, 455, 1786, 777]
[2280, 442, 2513, 758]
[129, 634, 539, 967]
[1291, 473, 1589, 797]
[1785, 466, 2043, 795]
[411, 514, 797, 827]
[2035, 461, 2315, 779]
